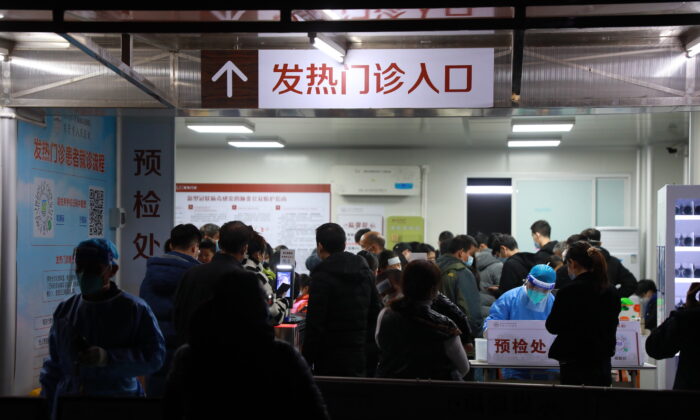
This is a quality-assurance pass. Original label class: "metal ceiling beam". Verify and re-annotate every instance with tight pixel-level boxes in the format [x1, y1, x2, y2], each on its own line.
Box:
[2, 12, 700, 33]
[59, 33, 176, 108]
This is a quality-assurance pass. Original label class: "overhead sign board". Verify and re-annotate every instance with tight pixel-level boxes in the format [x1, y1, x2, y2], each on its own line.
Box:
[201, 48, 494, 109]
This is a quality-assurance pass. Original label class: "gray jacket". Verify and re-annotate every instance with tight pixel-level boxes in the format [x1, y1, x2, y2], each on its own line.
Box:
[476, 249, 503, 289]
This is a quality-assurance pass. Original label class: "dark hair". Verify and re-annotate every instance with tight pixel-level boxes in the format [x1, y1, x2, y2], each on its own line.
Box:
[316, 223, 346, 254]
[418, 243, 435, 254]
[580, 228, 602, 245]
[357, 250, 379, 272]
[636, 279, 657, 296]
[218, 221, 251, 254]
[490, 233, 518, 255]
[377, 250, 398, 271]
[362, 232, 385, 249]
[438, 231, 455, 254]
[265, 243, 273, 259]
[447, 235, 478, 254]
[247, 232, 267, 262]
[200, 223, 220, 238]
[199, 239, 216, 253]
[393, 242, 411, 255]
[170, 224, 202, 250]
[473, 232, 489, 246]
[164, 239, 172, 253]
[397, 260, 442, 302]
[297, 274, 312, 291]
[565, 241, 609, 291]
[354, 228, 371, 244]
[530, 220, 552, 237]
[546, 254, 563, 267]
[566, 234, 584, 247]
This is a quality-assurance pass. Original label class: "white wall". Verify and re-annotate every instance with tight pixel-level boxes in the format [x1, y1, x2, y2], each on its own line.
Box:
[176, 146, 643, 250]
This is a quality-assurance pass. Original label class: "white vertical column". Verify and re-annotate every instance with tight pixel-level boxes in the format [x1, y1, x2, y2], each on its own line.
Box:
[689, 112, 700, 185]
[0, 110, 17, 395]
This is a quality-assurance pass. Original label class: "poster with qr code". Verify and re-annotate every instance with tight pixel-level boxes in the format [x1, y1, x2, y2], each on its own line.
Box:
[15, 113, 116, 394]
[88, 186, 105, 238]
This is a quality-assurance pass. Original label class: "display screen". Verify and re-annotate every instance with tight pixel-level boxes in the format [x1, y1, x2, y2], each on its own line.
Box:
[276, 270, 293, 298]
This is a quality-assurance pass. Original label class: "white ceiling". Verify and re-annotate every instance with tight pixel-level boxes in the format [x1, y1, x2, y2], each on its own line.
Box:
[175, 112, 689, 149]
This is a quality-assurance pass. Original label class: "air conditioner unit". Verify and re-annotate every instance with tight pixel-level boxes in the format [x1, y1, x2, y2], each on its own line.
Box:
[332, 165, 421, 196]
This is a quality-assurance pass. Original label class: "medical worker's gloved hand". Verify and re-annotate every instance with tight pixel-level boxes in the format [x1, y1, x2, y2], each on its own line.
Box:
[79, 346, 108, 367]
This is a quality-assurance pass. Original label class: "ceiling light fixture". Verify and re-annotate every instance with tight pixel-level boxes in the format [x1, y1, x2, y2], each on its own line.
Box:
[187, 121, 254, 134]
[309, 33, 345, 63]
[465, 186, 513, 195]
[686, 36, 700, 57]
[512, 120, 574, 133]
[508, 140, 561, 148]
[322, 9, 342, 20]
[228, 141, 285, 148]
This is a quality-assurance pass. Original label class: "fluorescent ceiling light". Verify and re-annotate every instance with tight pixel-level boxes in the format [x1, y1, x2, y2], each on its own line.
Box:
[187, 122, 254, 134]
[508, 140, 561, 148]
[687, 38, 700, 57]
[465, 186, 513, 195]
[512, 123, 574, 133]
[0, 14, 5, 19]
[228, 141, 285, 148]
[322, 9, 342, 20]
[310, 33, 345, 63]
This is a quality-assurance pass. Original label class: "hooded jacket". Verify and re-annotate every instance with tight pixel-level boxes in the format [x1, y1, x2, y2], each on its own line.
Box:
[534, 241, 558, 264]
[475, 249, 503, 289]
[437, 254, 484, 337]
[497, 252, 538, 297]
[139, 251, 199, 348]
[303, 251, 381, 377]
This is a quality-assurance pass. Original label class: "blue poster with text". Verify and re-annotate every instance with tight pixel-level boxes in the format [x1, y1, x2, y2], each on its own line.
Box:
[15, 113, 116, 393]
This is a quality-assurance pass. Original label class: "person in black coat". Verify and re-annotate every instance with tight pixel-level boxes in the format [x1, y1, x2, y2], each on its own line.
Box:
[139, 224, 201, 397]
[492, 234, 537, 297]
[546, 241, 621, 386]
[531, 220, 558, 264]
[646, 282, 700, 390]
[580, 228, 637, 297]
[303, 223, 382, 377]
[173, 221, 254, 346]
[164, 270, 328, 420]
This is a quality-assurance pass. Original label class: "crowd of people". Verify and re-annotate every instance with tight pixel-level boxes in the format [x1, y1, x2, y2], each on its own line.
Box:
[38, 219, 700, 418]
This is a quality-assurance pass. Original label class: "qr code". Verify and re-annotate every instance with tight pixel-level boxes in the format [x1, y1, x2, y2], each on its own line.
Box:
[89, 186, 104, 238]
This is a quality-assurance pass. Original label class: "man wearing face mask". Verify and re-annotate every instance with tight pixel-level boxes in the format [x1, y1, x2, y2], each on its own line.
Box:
[40, 239, 165, 416]
[483, 264, 557, 380]
[437, 235, 484, 337]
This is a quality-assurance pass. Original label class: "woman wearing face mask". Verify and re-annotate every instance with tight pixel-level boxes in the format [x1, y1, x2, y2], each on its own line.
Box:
[483, 264, 557, 380]
[546, 241, 621, 386]
[40, 239, 165, 417]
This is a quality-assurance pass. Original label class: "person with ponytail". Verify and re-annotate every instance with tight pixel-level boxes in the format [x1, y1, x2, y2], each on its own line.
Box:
[546, 241, 621, 386]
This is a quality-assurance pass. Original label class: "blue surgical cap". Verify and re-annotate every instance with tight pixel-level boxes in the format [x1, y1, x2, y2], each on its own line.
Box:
[75, 238, 119, 266]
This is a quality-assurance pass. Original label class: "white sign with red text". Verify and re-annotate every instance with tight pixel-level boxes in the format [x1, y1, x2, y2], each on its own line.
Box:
[486, 320, 643, 367]
[258, 48, 494, 109]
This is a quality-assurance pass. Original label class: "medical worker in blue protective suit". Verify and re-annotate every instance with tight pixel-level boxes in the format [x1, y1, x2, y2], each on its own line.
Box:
[40, 239, 165, 415]
[483, 264, 557, 380]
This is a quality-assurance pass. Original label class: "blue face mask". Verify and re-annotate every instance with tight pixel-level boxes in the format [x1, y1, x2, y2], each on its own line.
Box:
[466, 256, 474, 267]
[527, 288, 548, 304]
[534, 241, 541, 250]
[77, 270, 106, 296]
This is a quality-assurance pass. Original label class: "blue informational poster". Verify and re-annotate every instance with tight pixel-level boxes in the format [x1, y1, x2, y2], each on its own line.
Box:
[15, 113, 116, 393]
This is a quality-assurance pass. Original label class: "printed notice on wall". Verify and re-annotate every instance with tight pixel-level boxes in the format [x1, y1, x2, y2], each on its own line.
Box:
[16, 114, 116, 393]
[336, 206, 384, 254]
[175, 184, 331, 273]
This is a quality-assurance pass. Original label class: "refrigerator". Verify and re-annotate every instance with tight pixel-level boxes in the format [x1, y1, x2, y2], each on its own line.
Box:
[657, 185, 700, 389]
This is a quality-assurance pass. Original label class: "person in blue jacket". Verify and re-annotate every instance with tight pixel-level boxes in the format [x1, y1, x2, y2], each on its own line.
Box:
[40, 239, 165, 415]
[483, 264, 557, 380]
[139, 224, 201, 396]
